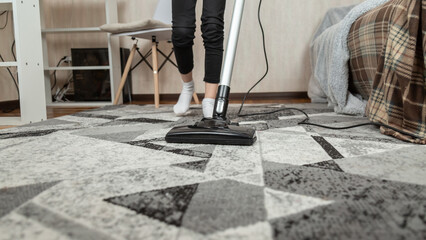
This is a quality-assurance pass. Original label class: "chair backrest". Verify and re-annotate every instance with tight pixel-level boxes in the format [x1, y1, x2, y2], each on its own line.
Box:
[153, 0, 172, 25]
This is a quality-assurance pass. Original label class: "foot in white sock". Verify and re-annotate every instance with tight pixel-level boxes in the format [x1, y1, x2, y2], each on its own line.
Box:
[202, 98, 215, 118]
[174, 80, 194, 115]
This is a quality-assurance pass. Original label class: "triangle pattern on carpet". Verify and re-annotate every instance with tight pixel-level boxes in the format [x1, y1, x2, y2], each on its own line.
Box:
[0, 181, 60, 218]
[105, 183, 199, 227]
[304, 160, 344, 172]
[173, 160, 209, 173]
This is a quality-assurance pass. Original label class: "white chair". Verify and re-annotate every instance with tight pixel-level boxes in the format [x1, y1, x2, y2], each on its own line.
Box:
[101, 0, 200, 108]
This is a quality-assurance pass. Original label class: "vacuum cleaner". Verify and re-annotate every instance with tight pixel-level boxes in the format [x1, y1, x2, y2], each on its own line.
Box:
[165, 0, 256, 146]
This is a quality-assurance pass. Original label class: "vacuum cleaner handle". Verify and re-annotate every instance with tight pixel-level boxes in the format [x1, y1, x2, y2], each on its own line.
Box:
[214, 0, 245, 119]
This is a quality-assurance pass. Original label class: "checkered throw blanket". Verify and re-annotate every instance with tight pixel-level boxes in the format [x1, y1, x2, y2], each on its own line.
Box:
[348, 0, 426, 144]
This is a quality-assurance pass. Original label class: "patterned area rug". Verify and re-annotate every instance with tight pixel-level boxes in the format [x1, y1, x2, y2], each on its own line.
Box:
[0, 103, 425, 240]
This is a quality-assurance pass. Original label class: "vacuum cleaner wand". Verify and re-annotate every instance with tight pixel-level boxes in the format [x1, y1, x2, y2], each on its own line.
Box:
[166, 0, 257, 146]
[214, 0, 245, 120]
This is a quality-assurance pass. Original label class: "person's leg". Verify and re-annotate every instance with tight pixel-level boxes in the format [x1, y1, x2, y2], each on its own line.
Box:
[172, 0, 197, 115]
[201, 0, 226, 118]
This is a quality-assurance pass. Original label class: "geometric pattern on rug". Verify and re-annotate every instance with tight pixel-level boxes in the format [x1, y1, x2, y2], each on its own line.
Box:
[310, 136, 344, 159]
[106, 179, 266, 234]
[0, 103, 425, 239]
[263, 187, 334, 220]
[105, 184, 199, 227]
[172, 160, 210, 172]
[0, 181, 59, 218]
[304, 160, 344, 172]
[264, 162, 426, 239]
[128, 138, 214, 159]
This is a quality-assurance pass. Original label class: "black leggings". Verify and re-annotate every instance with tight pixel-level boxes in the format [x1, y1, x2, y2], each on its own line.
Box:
[172, 0, 226, 84]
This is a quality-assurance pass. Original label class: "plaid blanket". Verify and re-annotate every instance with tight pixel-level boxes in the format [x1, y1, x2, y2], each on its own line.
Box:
[348, 0, 426, 144]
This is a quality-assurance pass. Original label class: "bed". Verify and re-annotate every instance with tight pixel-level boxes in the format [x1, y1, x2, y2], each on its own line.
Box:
[309, 0, 425, 144]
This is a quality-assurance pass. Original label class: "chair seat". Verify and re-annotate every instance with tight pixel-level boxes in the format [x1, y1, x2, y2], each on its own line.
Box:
[100, 18, 171, 37]
[113, 28, 172, 41]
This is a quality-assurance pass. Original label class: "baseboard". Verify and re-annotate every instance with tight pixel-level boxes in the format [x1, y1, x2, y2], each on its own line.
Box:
[0, 92, 308, 109]
[132, 92, 308, 102]
[0, 100, 19, 110]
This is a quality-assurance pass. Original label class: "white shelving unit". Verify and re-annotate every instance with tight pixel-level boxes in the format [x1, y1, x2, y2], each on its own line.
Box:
[0, 0, 122, 126]
[44, 66, 111, 71]
[0, 0, 47, 125]
[0, 62, 17, 67]
[40, 0, 122, 107]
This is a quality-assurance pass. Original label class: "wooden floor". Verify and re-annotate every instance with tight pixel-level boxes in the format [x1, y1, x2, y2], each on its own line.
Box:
[0, 98, 310, 130]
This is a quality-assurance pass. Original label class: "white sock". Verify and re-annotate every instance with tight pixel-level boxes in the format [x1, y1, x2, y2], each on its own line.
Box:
[202, 98, 215, 118]
[174, 80, 194, 115]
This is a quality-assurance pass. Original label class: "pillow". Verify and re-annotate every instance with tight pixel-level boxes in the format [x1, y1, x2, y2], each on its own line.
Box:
[100, 19, 171, 34]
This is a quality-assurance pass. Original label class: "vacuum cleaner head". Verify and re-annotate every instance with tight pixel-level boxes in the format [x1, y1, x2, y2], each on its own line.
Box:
[165, 118, 257, 146]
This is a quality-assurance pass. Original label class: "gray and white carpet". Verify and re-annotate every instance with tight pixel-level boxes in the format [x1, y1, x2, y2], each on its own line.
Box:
[0, 103, 425, 240]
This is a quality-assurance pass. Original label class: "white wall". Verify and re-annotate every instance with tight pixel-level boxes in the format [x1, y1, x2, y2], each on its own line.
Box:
[0, 0, 365, 102]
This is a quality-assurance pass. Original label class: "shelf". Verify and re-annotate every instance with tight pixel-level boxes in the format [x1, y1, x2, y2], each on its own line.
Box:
[0, 62, 18, 67]
[39, 0, 120, 108]
[44, 66, 110, 71]
[0, 0, 13, 4]
[41, 27, 103, 33]
[47, 101, 112, 107]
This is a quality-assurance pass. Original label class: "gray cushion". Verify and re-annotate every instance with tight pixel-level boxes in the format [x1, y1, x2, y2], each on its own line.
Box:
[100, 19, 171, 34]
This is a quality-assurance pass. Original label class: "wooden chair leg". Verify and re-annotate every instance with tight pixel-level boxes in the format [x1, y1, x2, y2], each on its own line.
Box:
[114, 44, 137, 105]
[192, 92, 200, 104]
[152, 42, 160, 108]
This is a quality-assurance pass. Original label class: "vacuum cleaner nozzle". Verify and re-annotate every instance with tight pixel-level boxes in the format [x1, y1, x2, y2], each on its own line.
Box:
[165, 118, 257, 146]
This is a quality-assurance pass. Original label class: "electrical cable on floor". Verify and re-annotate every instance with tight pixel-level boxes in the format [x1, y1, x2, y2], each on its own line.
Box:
[299, 119, 422, 139]
[54, 73, 73, 101]
[239, 106, 421, 139]
[236, 0, 422, 140]
[238, 107, 309, 119]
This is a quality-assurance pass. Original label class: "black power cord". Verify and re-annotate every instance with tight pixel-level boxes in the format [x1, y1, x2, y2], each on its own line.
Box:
[11, 40, 16, 61]
[0, 11, 8, 30]
[239, 107, 421, 139]
[236, 0, 423, 140]
[54, 75, 73, 101]
[237, 0, 268, 116]
[51, 56, 67, 91]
